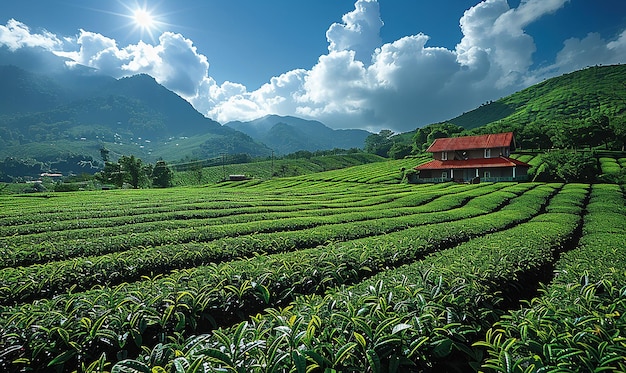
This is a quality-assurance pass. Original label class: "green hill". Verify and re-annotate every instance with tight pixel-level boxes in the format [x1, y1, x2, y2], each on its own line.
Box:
[448, 64, 626, 130]
[395, 65, 626, 155]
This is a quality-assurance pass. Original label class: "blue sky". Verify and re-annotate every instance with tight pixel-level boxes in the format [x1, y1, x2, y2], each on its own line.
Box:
[1, 0, 626, 132]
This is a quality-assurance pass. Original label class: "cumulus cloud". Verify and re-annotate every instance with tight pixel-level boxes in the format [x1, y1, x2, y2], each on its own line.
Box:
[1, 0, 626, 133]
[326, 0, 383, 63]
[56, 30, 208, 97]
[203, 0, 624, 132]
[0, 19, 62, 51]
[537, 31, 626, 78]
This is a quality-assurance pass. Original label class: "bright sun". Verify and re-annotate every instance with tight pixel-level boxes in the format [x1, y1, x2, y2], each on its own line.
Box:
[116, 1, 169, 42]
[133, 8, 155, 30]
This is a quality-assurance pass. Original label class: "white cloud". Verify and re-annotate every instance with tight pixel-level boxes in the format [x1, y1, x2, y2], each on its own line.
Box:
[326, 0, 383, 63]
[1, 0, 626, 133]
[552, 31, 626, 73]
[56, 30, 209, 97]
[0, 19, 62, 51]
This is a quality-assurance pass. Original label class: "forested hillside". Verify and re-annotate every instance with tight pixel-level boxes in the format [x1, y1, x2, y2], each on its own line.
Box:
[450, 65, 626, 129]
[378, 65, 626, 158]
[449, 65, 626, 150]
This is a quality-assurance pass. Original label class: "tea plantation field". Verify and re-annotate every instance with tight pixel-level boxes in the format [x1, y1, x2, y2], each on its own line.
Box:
[0, 175, 624, 372]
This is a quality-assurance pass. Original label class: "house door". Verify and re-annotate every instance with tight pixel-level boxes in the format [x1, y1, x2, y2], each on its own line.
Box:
[463, 169, 475, 182]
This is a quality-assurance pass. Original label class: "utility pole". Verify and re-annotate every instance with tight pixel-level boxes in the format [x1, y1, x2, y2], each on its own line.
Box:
[222, 153, 226, 181]
[271, 150, 274, 179]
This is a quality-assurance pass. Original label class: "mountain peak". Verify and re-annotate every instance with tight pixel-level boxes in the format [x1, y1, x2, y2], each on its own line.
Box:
[226, 115, 370, 154]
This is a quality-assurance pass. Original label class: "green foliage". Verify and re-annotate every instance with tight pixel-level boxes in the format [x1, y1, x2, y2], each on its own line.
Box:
[365, 130, 396, 156]
[387, 142, 413, 159]
[532, 150, 598, 183]
[118, 155, 150, 189]
[412, 122, 465, 152]
[478, 184, 626, 372]
[151, 160, 173, 188]
[96, 156, 172, 189]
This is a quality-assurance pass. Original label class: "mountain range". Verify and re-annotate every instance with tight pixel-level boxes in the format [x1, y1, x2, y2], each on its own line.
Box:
[2, 47, 625, 177]
[226, 115, 370, 155]
[0, 64, 272, 166]
[0, 58, 371, 174]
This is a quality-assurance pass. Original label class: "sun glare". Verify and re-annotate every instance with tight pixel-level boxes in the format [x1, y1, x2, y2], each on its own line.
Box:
[118, 1, 168, 42]
[133, 8, 154, 30]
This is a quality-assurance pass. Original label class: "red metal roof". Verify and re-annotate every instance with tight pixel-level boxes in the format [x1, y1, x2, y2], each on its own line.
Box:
[426, 132, 515, 152]
[415, 156, 530, 170]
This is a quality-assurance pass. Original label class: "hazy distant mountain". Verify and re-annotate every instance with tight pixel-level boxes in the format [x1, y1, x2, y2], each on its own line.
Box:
[226, 115, 371, 154]
[0, 65, 271, 171]
[0, 66, 223, 138]
[0, 65, 68, 114]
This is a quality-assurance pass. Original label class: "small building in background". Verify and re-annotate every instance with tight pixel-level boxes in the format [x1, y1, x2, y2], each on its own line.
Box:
[415, 132, 531, 183]
[228, 174, 249, 181]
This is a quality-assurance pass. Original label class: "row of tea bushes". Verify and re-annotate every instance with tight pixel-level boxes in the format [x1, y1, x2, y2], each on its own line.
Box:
[112, 195, 584, 372]
[0, 183, 494, 268]
[0, 184, 553, 372]
[479, 183, 626, 372]
[0, 184, 515, 304]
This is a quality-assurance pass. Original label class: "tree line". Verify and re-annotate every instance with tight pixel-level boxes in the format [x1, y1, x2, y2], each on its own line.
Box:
[96, 149, 172, 188]
[365, 114, 626, 158]
[364, 114, 626, 184]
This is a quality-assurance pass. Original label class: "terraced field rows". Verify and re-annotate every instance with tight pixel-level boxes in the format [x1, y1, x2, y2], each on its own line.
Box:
[299, 156, 429, 183]
[0, 179, 623, 372]
[479, 183, 626, 371]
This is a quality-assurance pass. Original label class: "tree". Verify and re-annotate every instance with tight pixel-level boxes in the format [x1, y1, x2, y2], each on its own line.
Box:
[96, 162, 124, 187]
[365, 130, 395, 157]
[119, 155, 149, 189]
[413, 123, 464, 152]
[519, 122, 552, 149]
[588, 114, 613, 149]
[535, 150, 597, 183]
[611, 116, 626, 151]
[152, 160, 173, 188]
[96, 156, 169, 189]
[388, 143, 412, 159]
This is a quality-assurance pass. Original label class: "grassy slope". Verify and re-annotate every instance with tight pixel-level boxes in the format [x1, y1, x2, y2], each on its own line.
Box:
[446, 64, 626, 130]
[171, 153, 387, 185]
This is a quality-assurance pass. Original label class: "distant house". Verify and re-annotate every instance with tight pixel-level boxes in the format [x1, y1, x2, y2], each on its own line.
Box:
[228, 174, 249, 181]
[414, 132, 531, 183]
[40, 172, 63, 178]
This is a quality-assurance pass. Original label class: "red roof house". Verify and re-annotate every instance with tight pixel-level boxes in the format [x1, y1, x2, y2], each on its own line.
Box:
[415, 132, 530, 182]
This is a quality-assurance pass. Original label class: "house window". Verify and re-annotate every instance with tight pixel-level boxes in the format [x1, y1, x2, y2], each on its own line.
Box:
[442, 172, 448, 179]
[484, 148, 491, 158]
[484, 171, 491, 179]
[442, 151, 448, 160]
